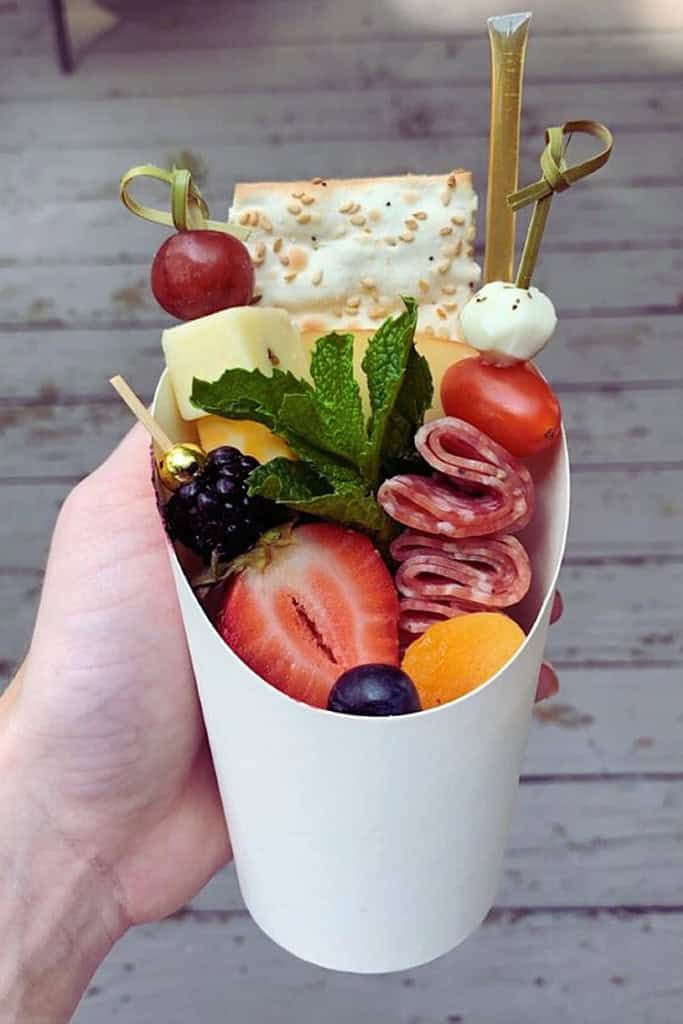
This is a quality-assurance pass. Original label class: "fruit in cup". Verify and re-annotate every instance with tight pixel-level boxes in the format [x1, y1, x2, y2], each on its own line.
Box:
[198, 416, 296, 464]
[219, 523, 400, 708]
[328, 664, 421, 716]
[164, 445, 282, 564]
[402, 611, 525, 709]
[440, 356, 561, 458]
[151, 229, 254, 320]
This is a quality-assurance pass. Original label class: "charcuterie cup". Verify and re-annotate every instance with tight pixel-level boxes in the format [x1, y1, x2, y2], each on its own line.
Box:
[153, 369, 569, 973]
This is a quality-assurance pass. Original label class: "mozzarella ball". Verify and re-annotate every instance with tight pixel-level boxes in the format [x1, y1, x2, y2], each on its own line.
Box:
[460, 281, 557, 365]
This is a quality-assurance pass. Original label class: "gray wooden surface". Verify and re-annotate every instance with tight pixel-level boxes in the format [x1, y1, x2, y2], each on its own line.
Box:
[1, 0, 682, 1020]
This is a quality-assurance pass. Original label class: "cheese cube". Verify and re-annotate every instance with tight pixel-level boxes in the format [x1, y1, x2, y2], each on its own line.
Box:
[163, 306, 310, 422]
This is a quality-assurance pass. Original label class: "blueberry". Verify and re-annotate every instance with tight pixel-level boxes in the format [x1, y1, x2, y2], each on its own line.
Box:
[327, 664, 421, 717]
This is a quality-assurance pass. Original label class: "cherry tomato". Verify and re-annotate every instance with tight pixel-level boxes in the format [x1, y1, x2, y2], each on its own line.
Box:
[151, 229, 254, 320]
[440, 356, 562, 458]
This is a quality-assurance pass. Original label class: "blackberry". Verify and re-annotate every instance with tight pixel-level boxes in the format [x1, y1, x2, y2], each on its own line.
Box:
[164, 446, 282, 564]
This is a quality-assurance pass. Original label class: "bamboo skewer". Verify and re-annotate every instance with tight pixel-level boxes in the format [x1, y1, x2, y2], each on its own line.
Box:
[483, 11, 531, 283]
[109, 375, 174, 451]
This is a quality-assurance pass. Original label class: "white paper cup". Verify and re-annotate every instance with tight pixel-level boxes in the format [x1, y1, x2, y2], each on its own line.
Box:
[153, 371, 570, 973]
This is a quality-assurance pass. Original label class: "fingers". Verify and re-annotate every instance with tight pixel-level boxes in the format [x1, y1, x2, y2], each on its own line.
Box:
[535, 661, 559, 703]
[550, 590, 563, 624]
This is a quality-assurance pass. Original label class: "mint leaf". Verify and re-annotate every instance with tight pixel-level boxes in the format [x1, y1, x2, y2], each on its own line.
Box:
[360, 297, 432, 484]
[191, 368, 312, 429]
[276, 332, 368, 473]
[248, 459, 397, 546]
[380, 344, 433, 475]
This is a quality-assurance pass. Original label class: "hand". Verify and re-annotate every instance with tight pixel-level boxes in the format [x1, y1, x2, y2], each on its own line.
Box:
[0, 426, 230, 1022]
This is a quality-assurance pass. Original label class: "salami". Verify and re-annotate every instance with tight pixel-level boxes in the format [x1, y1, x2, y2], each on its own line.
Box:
[378, 416, 534, 538]
[392, 530, 532, 642]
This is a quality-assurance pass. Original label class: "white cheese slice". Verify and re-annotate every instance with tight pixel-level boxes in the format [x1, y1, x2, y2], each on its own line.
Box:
[230, 172, 481, 340]
[162, 305, 309, 421]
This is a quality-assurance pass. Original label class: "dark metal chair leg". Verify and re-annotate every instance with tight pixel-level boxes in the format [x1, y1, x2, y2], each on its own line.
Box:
[49, 0, 74, 74]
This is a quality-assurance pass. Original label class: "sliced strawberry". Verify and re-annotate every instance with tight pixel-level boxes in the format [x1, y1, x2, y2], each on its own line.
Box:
[218, 523, 399, 708]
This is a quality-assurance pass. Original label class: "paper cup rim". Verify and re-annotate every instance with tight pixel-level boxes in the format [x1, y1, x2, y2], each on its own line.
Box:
[155, 370, 570, 726]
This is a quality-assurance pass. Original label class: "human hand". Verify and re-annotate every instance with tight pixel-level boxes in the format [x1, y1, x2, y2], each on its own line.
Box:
[0, 426, 230, 1022]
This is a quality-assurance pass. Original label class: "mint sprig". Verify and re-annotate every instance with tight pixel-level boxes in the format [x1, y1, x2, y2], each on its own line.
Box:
[190, 298, 432, 547]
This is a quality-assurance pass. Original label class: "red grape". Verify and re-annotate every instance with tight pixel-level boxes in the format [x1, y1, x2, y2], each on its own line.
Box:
[151, 230, 254, 320]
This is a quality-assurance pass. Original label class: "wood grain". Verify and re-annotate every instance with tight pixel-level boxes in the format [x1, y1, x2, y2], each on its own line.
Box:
[3, 33, 682, 102]
[5, 130, 680, 210]
[75, 910, 683, 1024]
[6, 186, 682, 267]
[4, 81, 681, 152]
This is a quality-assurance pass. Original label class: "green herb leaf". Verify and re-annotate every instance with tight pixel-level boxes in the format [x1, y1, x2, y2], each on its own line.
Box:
[190, 368, 312, 429]
[360, 297, 432, 484]
[278, 332, 368, 469]
[248, 459, 397, 545]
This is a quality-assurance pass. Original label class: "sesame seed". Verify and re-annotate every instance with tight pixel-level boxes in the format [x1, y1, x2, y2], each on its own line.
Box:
[369, 306, 387, 320]
[466, 225, 476, 241]
[418, 279, 430, 293]
[444, 302, 458, 312]
[346, 295, 361, 308]
[287, 202, 302, 215]
[349, 202, 361, 215]
[414, 211, 428, 220]
[436, 306, 447, 320]
[280, 255, 290, 266]
[297, 212, 312, 224]
[254, 241, 266, 258]
[405, 217, 418, 231]
[440, 190, 451, 207]
[439, 226, 453, 237]
[292, 191, 305, 199]
[311, 270, 323, 286]
[284, 271, 298, 282]
[385, 236, 398, 246]
[249, 211, 260, 226]
[447, 172, 458, 189]
[399, 230, 414, 243]
[259, 214, 272, 232]
[238, 212, 249, 225]
[451, 213, 466, 226]
[339, 201, 354, 213]
[437, 259, 451, 274]
[361, 277, 376, 290]
[273, 237, 283, 253]
[442, 243, 460, 258]
[301, 194, 315, 205]
[441, 283, 456, 295]
[311, 177, 324, 185]
[424, 325, 435, 337]
[350, 213, 366, 226]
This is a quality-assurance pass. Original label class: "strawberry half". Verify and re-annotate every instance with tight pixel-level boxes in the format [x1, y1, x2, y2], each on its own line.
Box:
[218, 523, 400, 708]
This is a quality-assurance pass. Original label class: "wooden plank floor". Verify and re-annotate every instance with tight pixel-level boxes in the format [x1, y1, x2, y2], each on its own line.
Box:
[1, 0, 682, 1020]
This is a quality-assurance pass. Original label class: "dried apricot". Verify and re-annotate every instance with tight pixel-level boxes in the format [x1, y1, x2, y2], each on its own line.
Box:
[401, 612, 525, 709]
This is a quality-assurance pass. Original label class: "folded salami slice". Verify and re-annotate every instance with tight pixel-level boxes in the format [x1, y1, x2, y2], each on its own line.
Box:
[378, 417, 534, 538]
[391, 530, 532, 642]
